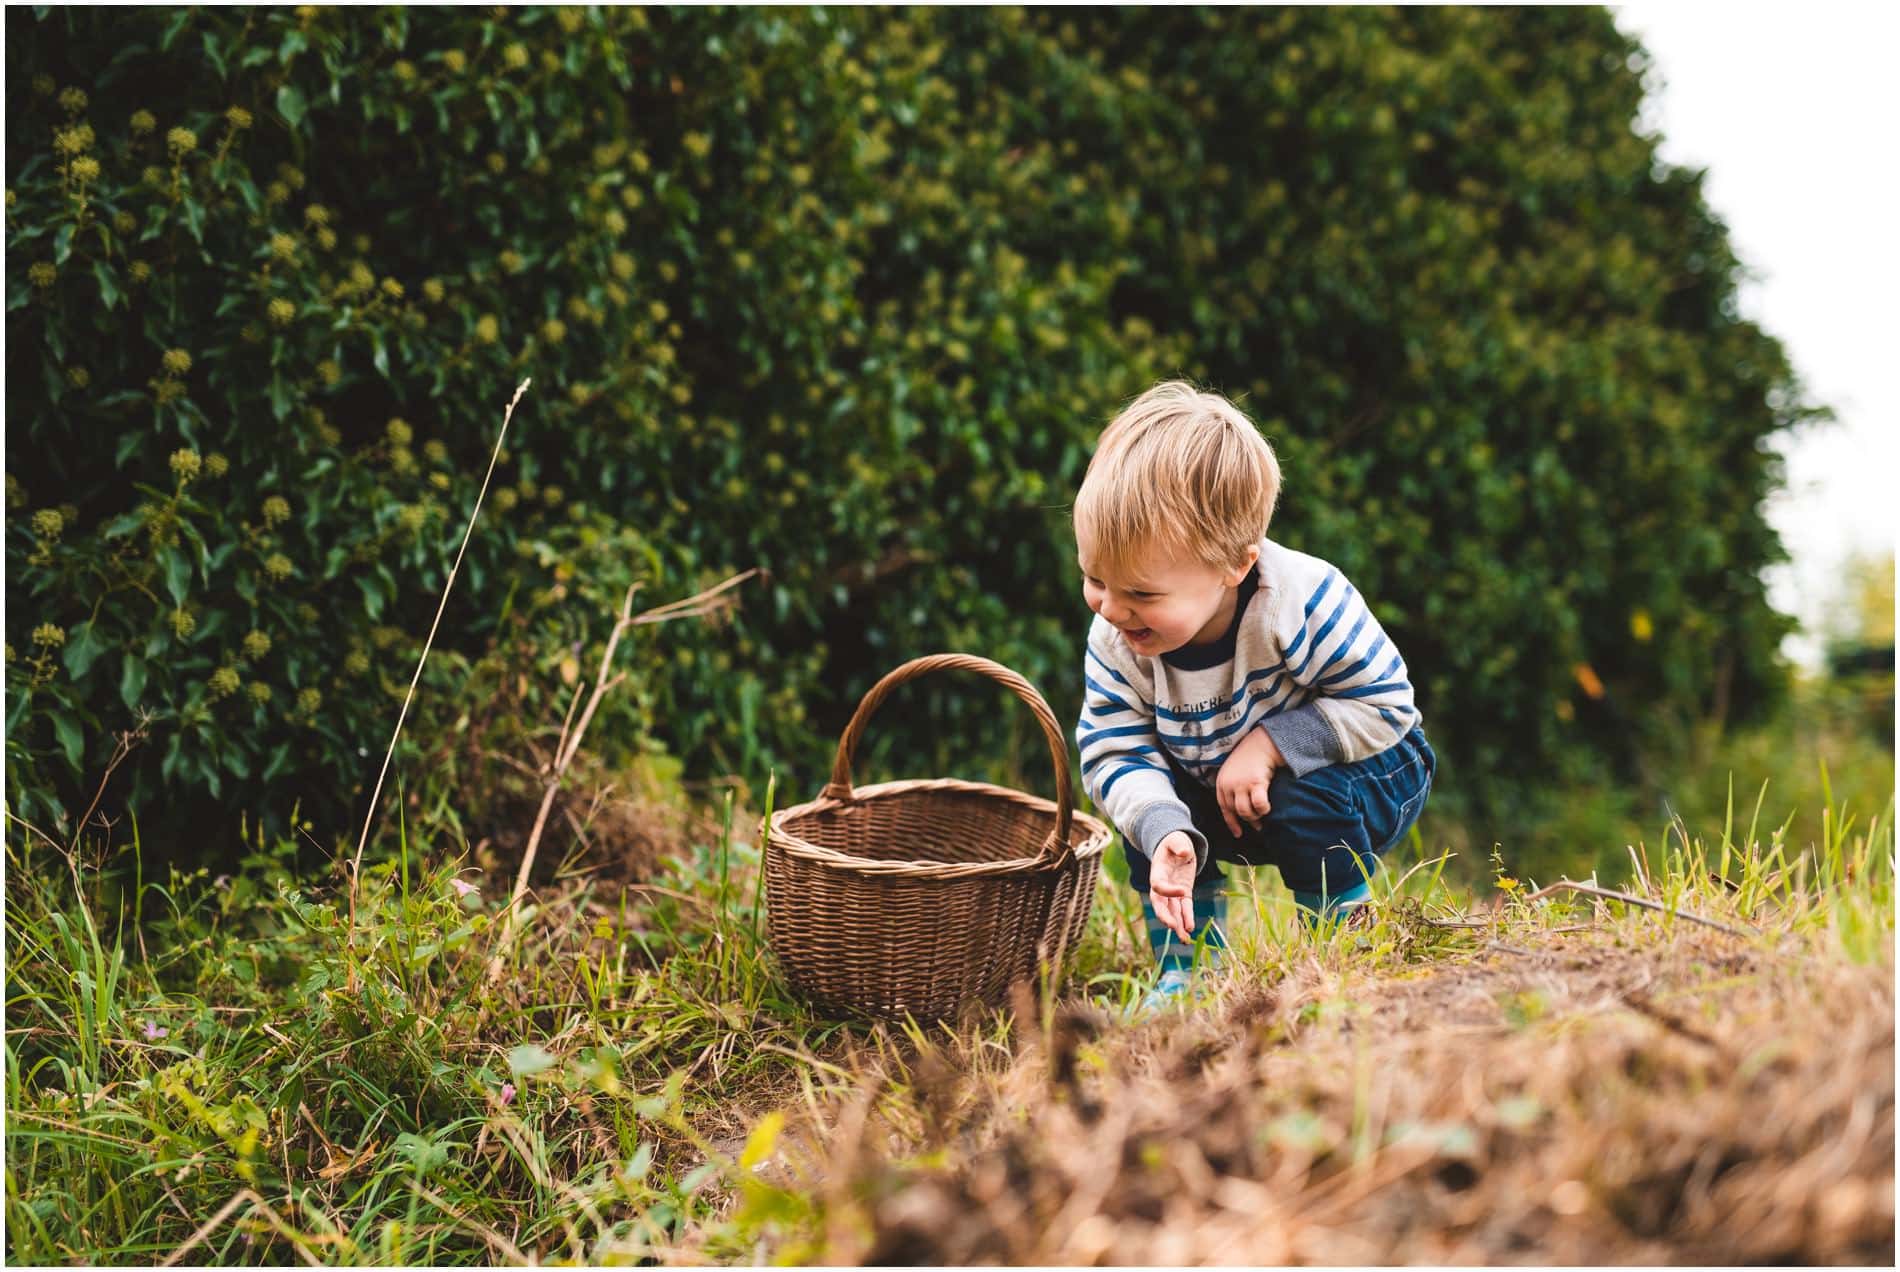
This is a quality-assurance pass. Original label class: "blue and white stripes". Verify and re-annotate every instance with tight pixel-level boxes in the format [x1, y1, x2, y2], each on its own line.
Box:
[1076, 538, 1420, 862]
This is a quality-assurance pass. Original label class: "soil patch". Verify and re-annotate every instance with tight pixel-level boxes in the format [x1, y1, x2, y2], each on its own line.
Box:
[820, 927, 1892, 1264]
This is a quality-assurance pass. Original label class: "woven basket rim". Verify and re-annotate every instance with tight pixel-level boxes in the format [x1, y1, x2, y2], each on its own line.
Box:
[768, 776, 1111, 879]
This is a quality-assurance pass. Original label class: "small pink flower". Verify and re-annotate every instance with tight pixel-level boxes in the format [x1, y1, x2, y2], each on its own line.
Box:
[450, 878, 479, 898]
[142, 1020, 168, 1040]
[499, 1082, 516, 1107]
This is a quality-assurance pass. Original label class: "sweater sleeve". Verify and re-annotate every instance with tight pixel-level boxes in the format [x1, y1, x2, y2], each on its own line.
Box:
[1075, 633, 1210, 871]
[1258, 565, 1420, 778]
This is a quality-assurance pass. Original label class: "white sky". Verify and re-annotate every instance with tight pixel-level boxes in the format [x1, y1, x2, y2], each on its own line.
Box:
[1612, 2, 1898, 669]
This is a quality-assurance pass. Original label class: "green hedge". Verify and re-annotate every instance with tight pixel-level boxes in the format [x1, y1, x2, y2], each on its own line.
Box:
[5, 7, 1806, 846]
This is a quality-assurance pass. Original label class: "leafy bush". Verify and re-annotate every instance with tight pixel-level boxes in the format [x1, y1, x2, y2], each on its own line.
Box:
[6, 6, 1810, 846]
[3, 8, 734, 842]
[956, 6, 1808, 785]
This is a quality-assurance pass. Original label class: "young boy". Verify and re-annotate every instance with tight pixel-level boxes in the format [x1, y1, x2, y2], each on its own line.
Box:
[1072, 381, 1435, 1006]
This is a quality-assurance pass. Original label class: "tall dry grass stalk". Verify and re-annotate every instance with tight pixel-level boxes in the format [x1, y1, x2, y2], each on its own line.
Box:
[349, 377, 531, 946]
[339, 373, 760, 974]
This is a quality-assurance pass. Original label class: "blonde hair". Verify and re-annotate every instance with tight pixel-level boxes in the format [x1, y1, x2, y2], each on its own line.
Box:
[1073, 380, 1280, 577]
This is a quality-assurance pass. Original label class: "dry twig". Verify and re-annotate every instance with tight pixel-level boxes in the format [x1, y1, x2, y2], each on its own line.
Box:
[67, 723, 148, 852]
[484, 568, 759, 982]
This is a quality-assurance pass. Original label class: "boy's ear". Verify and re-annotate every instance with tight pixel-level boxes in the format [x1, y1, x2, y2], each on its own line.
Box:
[1227, 545, 1260, 586]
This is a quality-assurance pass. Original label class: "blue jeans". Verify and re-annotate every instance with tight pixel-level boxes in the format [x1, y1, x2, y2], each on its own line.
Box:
[1122, 725, 1436, 900]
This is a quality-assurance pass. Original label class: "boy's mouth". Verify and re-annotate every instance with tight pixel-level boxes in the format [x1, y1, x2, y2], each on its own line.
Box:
[1122, 626, 1154, 643]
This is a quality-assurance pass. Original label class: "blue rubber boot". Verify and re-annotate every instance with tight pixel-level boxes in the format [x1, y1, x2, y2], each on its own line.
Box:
[1294, 880, 1376, 946]
[1136, 967, 1196, 1016]
[1131, 881, 1228, 1018]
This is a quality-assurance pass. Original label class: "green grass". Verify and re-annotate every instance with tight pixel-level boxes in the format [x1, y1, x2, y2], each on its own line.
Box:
[1418, 676, 1894, 891]
[4, 703, 1892, 1264]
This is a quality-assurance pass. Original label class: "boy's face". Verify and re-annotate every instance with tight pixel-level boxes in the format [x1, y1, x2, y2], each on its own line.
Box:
[1078, 544, 1257, 656]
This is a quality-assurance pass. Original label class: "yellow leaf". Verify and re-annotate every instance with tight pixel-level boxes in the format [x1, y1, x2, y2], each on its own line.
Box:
[559, 656, 580, 686]
[739, 1110, 784, 1171]
[317, 1137, 379, 1181]
[1629, 609, 1653, 643]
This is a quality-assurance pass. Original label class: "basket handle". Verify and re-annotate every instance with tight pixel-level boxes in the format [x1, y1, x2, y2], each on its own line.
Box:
[820, 653, 1076, 866]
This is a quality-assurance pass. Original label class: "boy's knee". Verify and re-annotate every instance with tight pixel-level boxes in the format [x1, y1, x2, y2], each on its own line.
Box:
[1264, 800, 1376, 879]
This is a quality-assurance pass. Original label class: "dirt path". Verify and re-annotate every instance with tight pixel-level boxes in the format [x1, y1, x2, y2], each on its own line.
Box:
[806, 925, 1893, 1264]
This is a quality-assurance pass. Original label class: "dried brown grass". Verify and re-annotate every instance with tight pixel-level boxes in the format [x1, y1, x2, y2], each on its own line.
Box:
[767, 921, 1892, 1265]
[468, 761, 699, 899]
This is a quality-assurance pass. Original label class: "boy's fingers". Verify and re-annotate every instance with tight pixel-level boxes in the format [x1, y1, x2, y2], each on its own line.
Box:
[1153, 893, 1182, 942]
[1218, 789, 1243, 838]
[1233, 787, 1254, 819]
[1250, 782, 1271, 824]
[1167, 896, 1194, 943]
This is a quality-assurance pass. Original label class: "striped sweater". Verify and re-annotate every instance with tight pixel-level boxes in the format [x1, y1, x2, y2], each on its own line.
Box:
[1076, 537, 1421, 870]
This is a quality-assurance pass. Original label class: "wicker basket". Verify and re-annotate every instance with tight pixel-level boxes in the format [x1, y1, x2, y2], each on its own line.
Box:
[764, 653, 1111, 1020]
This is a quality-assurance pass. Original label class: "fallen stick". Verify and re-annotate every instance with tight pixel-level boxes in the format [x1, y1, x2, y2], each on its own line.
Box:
[1521, 880, 1756, 939]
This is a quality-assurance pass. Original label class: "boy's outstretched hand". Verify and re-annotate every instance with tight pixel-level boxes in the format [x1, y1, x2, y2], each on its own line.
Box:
[1149, 831, 1200, 943]
[1216, 726, 1283, 837]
